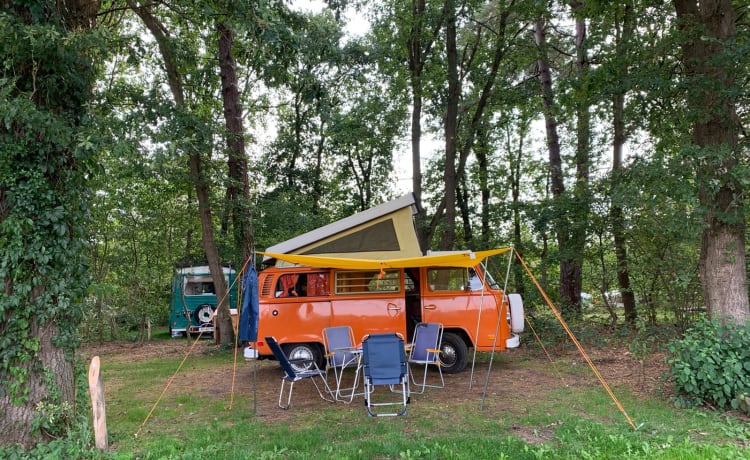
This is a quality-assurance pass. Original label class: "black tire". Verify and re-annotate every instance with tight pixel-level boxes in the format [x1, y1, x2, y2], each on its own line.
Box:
[440, 332, 469, 374]
[194, 304, 214, 325]
[282, 343, 323, 373]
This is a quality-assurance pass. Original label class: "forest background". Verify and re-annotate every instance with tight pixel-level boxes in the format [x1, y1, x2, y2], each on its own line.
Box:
[1, 0, 749, 449]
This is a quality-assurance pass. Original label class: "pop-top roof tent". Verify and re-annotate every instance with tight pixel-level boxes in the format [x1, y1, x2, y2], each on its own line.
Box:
[262, 194, 424, 267]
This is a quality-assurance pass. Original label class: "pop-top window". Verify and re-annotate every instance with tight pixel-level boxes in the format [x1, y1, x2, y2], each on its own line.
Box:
[335, 270, 400, 294]
[427, 268, 471, 292]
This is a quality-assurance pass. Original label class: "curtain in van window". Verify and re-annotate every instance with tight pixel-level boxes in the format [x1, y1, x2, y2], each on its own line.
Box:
[307, 273, 329, 296]
[279, 274, 299, 297]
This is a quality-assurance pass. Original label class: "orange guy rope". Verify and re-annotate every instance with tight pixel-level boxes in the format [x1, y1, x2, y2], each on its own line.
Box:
[514, 248, 638, 430]
[135, 261, 248, 437]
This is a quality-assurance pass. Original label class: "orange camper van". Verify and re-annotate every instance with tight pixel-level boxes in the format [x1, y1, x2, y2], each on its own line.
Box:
[248, 250, 524, 374]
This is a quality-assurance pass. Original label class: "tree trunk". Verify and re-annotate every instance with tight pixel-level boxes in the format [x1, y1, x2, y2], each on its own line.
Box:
[409, 0, 425, 249]
[0, 1, 97, 446]
[218, 21, 252, 344]
[440, 0, 459, 251]
[129, 1, 231, 338]
[673, 0, 749, 325]
[476, 130, 490, 247]
[408, 0, 444, 250]
[535, 17, 574, 313]
[611, 0, 637, 325]
[567, 4, 591, 316]
[509, 120, 527, 296]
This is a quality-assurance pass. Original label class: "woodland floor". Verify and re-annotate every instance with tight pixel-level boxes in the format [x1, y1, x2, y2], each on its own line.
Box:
[80, 335, 681, 446]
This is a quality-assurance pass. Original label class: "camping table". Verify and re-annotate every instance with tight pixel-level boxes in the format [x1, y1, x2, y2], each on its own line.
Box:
[329, 346, 364, 402]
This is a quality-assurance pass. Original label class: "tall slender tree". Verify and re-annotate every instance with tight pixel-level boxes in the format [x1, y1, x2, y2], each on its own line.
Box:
[127, 0, 230, 341]
[440, 0, 460, 250]
[609, 0, 637, 324]
[218, 16, 252, 342]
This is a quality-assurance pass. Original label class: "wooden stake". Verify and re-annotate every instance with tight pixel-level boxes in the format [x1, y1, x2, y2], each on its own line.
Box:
[88, 356, 108, 450]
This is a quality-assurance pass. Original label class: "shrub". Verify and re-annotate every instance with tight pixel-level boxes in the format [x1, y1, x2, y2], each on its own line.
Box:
[668, 319, 750, 409]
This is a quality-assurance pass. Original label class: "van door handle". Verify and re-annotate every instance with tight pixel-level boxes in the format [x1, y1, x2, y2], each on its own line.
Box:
[424, 304, 437, 310]
[387, 303, 401, 311]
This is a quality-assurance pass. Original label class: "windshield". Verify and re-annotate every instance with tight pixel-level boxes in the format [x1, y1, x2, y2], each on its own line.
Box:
[477, 264, 501, 290]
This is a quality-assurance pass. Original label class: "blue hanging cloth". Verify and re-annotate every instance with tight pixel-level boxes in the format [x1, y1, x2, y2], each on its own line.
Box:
[239, 264, 259, 342]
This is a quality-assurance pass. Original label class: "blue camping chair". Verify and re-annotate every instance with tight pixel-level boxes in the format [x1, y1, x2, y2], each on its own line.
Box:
[265, 336, 333, 409]
[407, 322, 445, 393]
[361, 333, 409, 417]
[323, 326, 361, 403]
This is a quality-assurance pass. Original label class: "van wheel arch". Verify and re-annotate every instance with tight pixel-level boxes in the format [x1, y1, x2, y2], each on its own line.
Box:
[281, 342, 324, 372]
[439, 331, 469, 374]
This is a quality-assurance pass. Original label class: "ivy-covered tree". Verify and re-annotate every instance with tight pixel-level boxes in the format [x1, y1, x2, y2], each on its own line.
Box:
[672, 0, 749, 326]
[0, 1, 100, 446]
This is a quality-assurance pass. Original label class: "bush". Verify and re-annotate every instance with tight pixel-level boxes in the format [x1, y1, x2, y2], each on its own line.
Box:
[668, 319, 750, 410]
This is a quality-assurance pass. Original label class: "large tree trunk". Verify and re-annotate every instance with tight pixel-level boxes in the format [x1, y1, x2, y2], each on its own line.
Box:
[218, 21, 252, 344]
[0, 320, 76, 447]
[611, 0, 637, 325]
[673, 0, 749, 325]
[0, 0, 98, 446]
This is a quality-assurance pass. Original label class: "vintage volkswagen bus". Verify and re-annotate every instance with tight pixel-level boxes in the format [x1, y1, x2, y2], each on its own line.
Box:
[248, 252, 524, 374]
[169, 266, 237, 338]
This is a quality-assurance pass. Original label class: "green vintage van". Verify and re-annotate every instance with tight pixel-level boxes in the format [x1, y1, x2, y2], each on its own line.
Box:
[168, 266, 237, 338]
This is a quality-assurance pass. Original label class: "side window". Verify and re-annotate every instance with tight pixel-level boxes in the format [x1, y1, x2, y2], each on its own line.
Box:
[335, 270, 400, 294]
[426, 268, 469, 292]
[275, 273, 330, 298]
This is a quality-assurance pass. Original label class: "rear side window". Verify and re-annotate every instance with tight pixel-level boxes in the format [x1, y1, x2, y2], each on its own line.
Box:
[275, 272, 329, 297]
[426, 268, 470, 292]
[335, 270, 400, 294]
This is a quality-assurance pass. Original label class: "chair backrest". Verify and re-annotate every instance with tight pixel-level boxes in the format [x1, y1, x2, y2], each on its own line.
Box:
[411, 322, 443, 362]
[323, 326, 356, 367]
[265, 336, 297, 379]
[362, 333, 406, 385]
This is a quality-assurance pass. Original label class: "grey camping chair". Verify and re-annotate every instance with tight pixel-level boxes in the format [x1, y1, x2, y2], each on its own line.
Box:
[322, 326, 362, 402]
[407, 322, 445, 393]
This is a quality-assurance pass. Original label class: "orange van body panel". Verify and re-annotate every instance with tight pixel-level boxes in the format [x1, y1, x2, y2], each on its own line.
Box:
[254, 265, 510, 357]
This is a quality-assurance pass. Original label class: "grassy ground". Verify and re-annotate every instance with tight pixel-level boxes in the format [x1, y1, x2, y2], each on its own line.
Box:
[80, 329, 750, 459]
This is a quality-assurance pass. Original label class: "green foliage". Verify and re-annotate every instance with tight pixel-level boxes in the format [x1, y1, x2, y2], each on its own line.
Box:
[669, 319, 750, 410]
[1, 8, 97, 406]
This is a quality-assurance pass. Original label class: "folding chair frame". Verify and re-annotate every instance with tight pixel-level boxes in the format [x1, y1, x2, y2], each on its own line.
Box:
[265, 336, 333, 409]
[408, 322, 445, 394]
[362, 333, 409, 417]
[322, 326, 362, 403]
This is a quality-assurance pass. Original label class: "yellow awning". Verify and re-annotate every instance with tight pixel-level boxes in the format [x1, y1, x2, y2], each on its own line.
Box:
[259, 248, 511, 269]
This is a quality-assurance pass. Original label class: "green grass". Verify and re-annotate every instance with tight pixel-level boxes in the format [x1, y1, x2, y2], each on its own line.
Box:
[94, 343, 750, 460]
